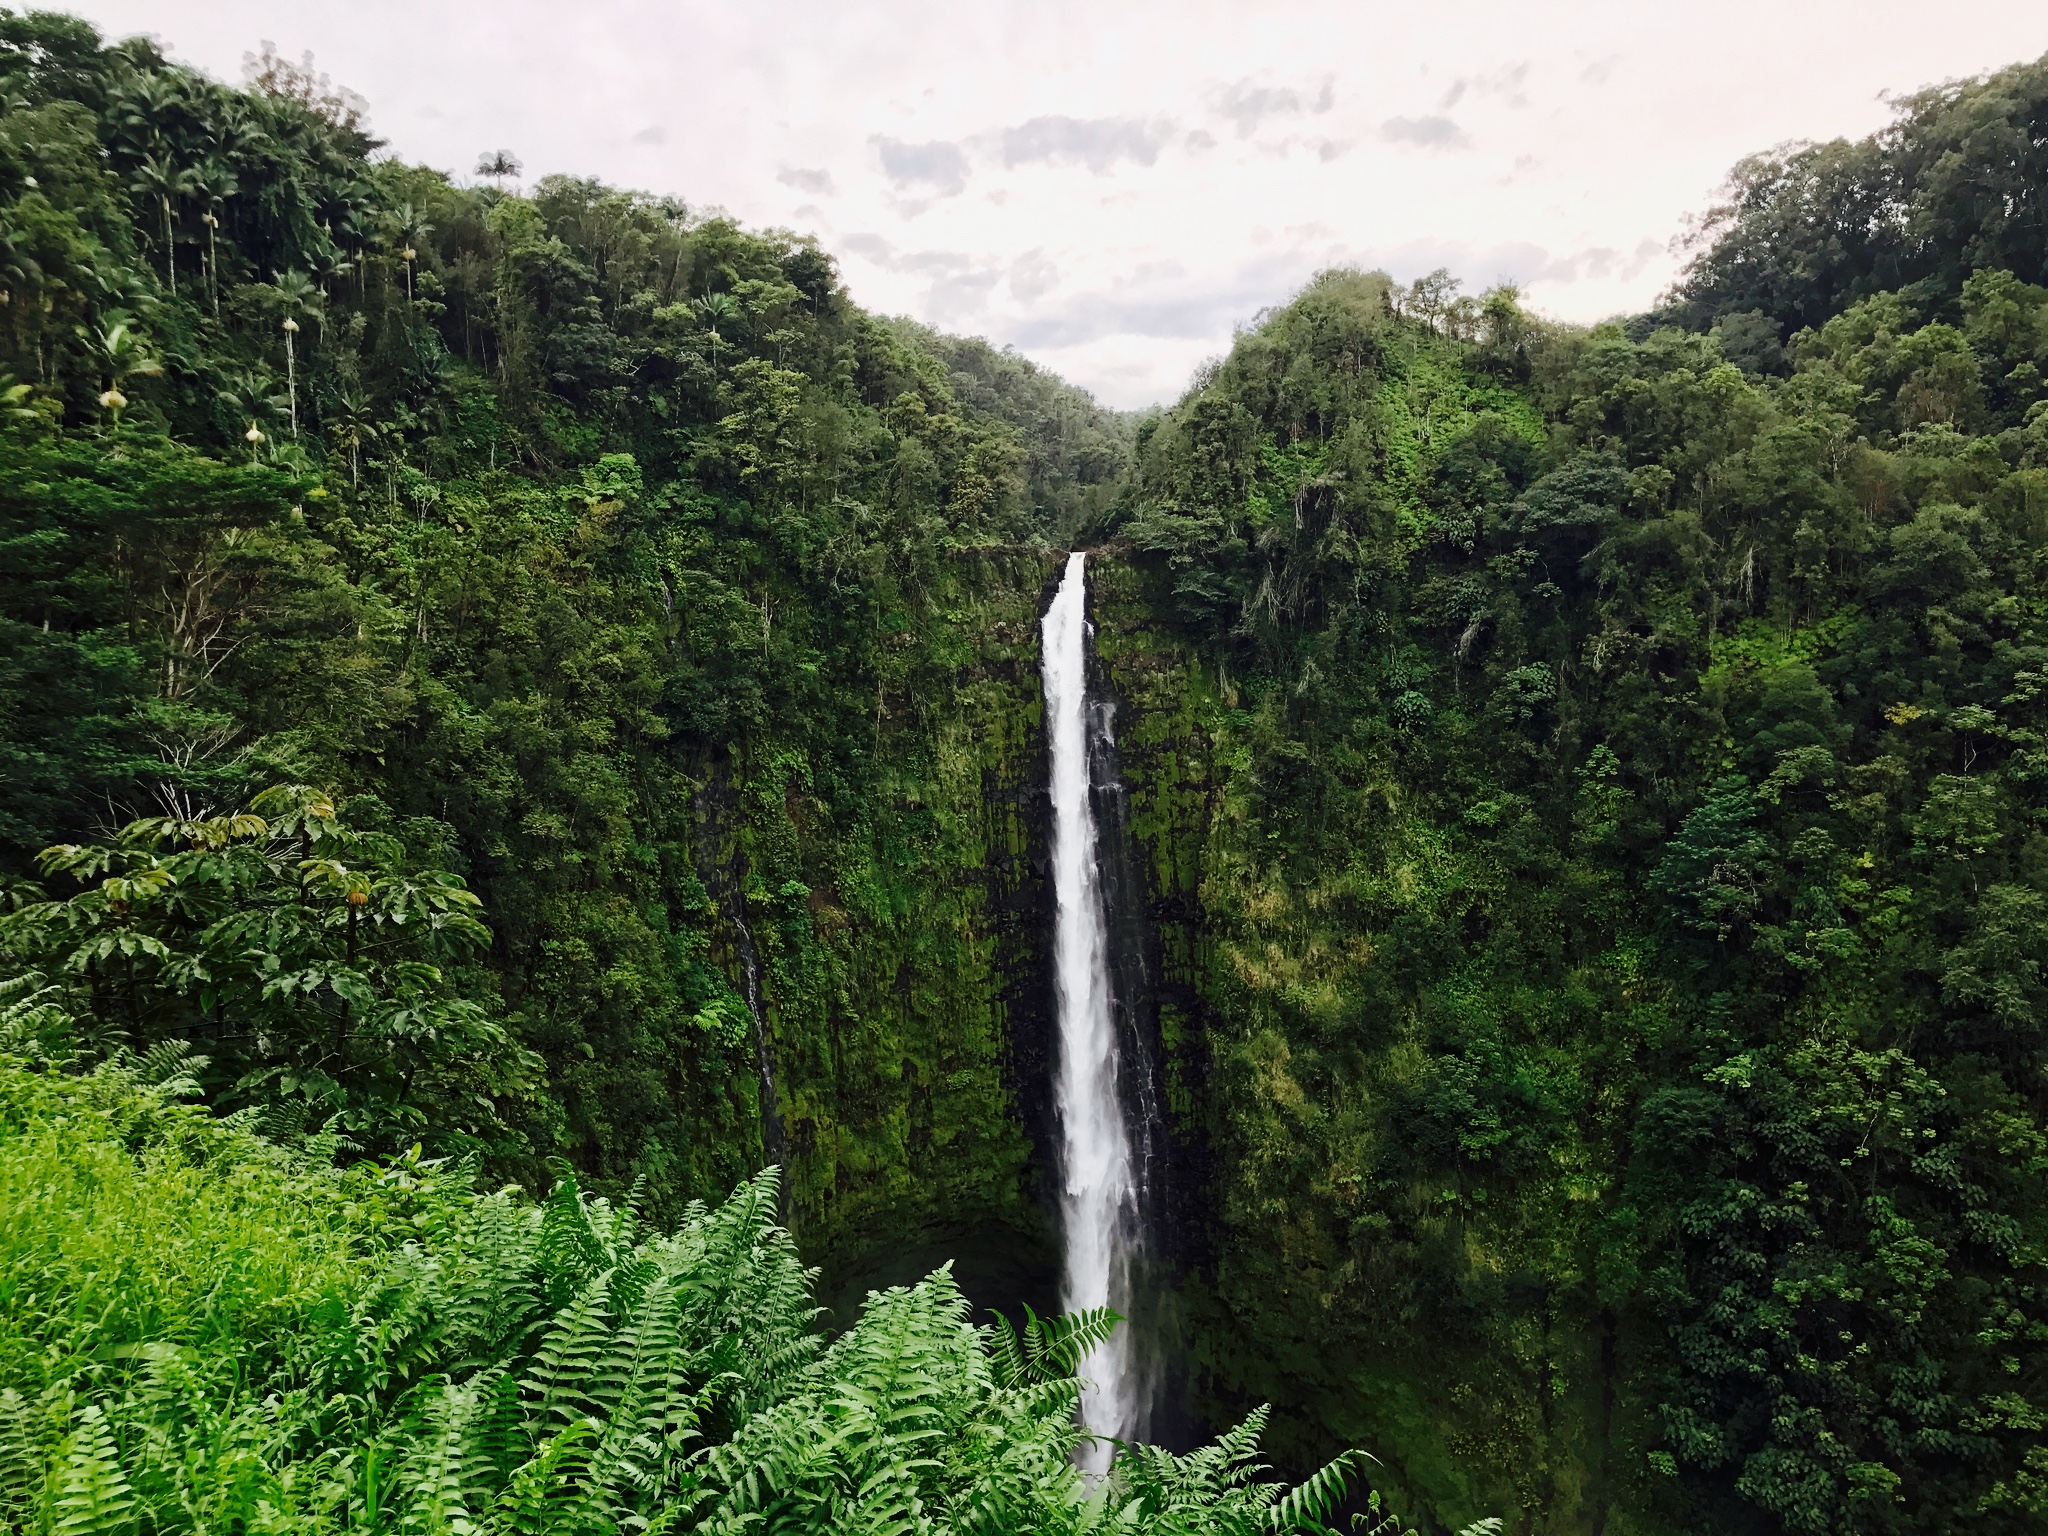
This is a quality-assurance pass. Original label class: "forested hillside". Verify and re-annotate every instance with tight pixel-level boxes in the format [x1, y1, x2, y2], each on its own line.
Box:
[1, 8, 2046, 1535]
[0, 7, 1133, 1260]
[1082, 52, 2048, 1536]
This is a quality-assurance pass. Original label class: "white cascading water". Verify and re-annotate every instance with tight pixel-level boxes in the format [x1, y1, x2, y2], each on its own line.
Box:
[1042, 549, 1140, 1472]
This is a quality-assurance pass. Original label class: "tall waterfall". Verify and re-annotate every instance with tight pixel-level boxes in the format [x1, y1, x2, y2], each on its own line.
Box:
[1042, 550, 1143, 1470]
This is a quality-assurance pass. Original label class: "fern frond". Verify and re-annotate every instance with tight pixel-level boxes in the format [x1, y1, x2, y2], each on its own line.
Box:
[493, 1418, 602, 1536]
[1264, 1449, 1360, 1533]
[49, 1405, 135, 1536]
[1032, 1306, 1120, 1382]
[523, 1273, 616, 1428]
[0, 1388, 45, 1532]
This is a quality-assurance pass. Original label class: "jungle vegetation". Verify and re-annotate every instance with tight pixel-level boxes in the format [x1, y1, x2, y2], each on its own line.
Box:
[0, 7, 2046, 1534]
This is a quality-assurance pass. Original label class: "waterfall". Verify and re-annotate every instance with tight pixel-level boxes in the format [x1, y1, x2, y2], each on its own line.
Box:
[731, 911, 788, 1209]
[1042, 549, 1145, 1470]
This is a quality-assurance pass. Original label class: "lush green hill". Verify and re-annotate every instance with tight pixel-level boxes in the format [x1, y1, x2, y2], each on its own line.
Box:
[2, 9, 2047, 1534]
[1091, 259, 2048, 1532]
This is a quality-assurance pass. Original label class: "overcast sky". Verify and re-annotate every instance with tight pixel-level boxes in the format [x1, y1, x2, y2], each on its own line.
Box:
[71, 1, 2048, 408]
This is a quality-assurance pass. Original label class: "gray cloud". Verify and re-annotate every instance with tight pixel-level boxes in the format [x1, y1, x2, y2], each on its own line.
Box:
[1438, 63, 1531, 112]
[839, 232, 896, 264]
[928, 268, 999, 322]
[1009, 249, 1059, 300]
[1379, 114, 1472, 150]
[777, 165, 836, 195]
[1531, 238, 1663, 284]
[853, 229, 1652, 361]
[840, 232, 999, 318]
[1361, 235, 1669, 290]
[843, 233, 975, 273]
[1011, 293, 1237, 348]
[1006, 231, 1643, 358]
[630, 124, 666, 145]
[1316, 138, 1353, 162]
[873, 136, 970, 197]
[999, 115, 1169, 173]
[1214, 76, 1334, 138]
[1008, 257, 1297, 349]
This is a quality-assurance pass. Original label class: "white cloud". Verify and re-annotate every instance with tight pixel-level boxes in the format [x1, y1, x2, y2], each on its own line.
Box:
[1009, 249, 1059, 299]
[73, 0, 2048, 409]
[1212, 75, 1336, 138]
[997, 116, 1170, 172]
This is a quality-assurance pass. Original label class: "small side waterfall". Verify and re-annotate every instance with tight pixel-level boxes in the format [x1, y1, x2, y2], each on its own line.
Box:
[731, 911, 788, 1205]
[1042, 550, 1148, 1469]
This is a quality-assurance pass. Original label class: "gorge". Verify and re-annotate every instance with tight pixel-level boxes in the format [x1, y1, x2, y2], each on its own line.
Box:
[4, 14, 2048, 1535]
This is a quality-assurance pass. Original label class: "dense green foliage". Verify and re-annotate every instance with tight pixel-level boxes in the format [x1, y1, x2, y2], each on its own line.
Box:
[0, 8, 1113, 1255]
[0, 1046, 1389, 1535]
[1088, 68, 2048, 1536]
[5, 7, 2048, 1534]
[0, 786, 535, 1146]
[1668, 53, 2048, 348]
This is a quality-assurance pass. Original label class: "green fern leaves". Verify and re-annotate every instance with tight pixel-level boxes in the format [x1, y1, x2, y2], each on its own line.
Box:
[1, 1066, 1405, 1536]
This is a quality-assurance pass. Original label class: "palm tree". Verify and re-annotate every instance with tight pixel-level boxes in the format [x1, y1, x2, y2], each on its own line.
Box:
[273, 268, 324, 330]
[194, 161, 238, 315]
[386, 202, 434, 305]
[329, 392, 380, 484]
[695, 290, 739, 366]
[268, 270, 324, 440]
[474, 149, 522, 189]
[216, 368, 288, 446]
[281, 318, 300, 437]
[309, 245, 354, 308]
[86, 312, 163, 424]
[129, 154, 199, 290]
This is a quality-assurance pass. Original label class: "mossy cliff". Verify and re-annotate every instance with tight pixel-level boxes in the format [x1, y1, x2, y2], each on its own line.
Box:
[1085, 543, 1639, 1530]
[696, 549, 1070, 1320]
[728, 536, 1635, 1529]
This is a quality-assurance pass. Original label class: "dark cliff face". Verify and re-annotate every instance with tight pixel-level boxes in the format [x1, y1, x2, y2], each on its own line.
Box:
[1084, 558, 1211, 1451]
[710, 549, 1065, 1331]
[753, 551, 1207, 1399]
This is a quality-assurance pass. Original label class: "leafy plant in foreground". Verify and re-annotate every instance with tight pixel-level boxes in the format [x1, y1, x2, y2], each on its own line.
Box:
[0, 785, 536, 1148]
[0, 1055, 1403, 1536]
